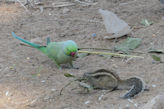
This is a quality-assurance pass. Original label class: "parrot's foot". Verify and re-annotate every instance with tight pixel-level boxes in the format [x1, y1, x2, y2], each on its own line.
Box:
[69, 62, 79, 69]
[61, 65, 79, 69]
[69, 66, 79, 69]
[54, 62, 62, 69]
[72, 66, 79, 69]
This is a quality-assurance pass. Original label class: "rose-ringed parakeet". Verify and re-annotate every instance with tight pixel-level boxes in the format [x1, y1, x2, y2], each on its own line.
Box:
[12, 32, 78, 69]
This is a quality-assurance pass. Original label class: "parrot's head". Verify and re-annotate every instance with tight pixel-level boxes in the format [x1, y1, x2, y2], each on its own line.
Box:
[64, 40, 78, 57]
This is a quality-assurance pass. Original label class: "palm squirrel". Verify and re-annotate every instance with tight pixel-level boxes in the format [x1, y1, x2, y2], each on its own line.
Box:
[80, 69, 147, 99]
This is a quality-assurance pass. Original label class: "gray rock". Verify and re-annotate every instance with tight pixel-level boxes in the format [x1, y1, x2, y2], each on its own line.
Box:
[141, 94, 164, 109]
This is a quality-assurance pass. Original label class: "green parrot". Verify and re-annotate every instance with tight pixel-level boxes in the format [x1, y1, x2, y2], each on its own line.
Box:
[12, 32, 78, 69]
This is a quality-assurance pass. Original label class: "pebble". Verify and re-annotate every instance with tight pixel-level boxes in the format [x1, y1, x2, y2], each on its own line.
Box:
[63, 8, 70, 14]
[41, 80, 46, 83]
[92, 33, 96, 37]
[84, 100, 90, 104]
[5, 91, 9, 96]
[51, 89, 56, 92]
[152, 84, 156, 88]
[98, 94, 104, 101]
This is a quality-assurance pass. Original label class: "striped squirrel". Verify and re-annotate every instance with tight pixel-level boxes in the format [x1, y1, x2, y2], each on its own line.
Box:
[80, 69, 147, 99]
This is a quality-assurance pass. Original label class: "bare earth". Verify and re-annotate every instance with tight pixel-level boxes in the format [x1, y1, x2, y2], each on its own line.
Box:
[0, 0, 164, 109]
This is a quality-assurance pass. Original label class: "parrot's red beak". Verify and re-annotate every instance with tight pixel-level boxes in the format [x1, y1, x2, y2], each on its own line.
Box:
[70, 52, 76, 57]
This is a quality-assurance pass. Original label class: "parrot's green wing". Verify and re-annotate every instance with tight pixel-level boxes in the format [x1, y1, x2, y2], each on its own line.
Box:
[46, 42, 63, 59]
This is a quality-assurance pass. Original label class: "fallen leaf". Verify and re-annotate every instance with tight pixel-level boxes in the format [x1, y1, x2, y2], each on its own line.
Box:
[64, 73, 75, 78]
[148, 49, 164, 53]
[151, 55, 162, 62]
[114, 37, 142, 53]
[140, 19, 153, 26]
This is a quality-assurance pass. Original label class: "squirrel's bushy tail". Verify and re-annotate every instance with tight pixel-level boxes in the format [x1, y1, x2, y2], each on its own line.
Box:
[120, 77, 145, 99]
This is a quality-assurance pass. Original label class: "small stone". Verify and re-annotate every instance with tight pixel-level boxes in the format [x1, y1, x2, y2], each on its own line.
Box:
[125, 104, 129, 107]
[41, 80, 46, 83]
[128, 99, 134, 103]
[98, 94, 104, 101]
[92, 33, 96, 37]
[152, 34, 156, 37]
[152, 84, 156, 88]
[26, 57, 30, 60]
[5, 91, 9, 96]
[84, 100, 90, 104]
[162, 16, 164, 20]
[51, 89, 56, 92]
[134, 103, 138, 107]
[63, 8, 70, 14]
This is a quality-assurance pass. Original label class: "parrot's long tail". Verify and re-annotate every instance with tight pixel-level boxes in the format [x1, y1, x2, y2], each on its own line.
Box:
[12, 32, 48, 55]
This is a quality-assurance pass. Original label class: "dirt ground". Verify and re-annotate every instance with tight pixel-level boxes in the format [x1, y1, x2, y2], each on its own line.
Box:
[0, 0, 164, 109]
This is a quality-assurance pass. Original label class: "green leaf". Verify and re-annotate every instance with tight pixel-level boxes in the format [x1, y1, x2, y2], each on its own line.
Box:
[151, 55, 162, 62]
[140, 19, 153, 26]
[114, 37, 142, 53]
[64, 73, 75, 78]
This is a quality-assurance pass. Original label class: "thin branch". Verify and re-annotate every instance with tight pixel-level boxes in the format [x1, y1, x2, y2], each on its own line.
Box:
[78, 47, 146, 54]
[60, 80, 75, 95]
[78, 50, 144, 59]
[16, 0, 30, 13]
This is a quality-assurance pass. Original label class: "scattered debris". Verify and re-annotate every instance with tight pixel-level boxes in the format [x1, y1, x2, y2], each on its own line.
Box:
[74, 0, 97, 6]
[63, 8, 70, 14]
[98, 9, 131, 39]
[84, 100, 90, 104]
[92, 33, 96, 37]
[34, 2, 75, 9]
[125, 104, 129, 108]
[41, 80, 46, 83]
[51, 89, 56, 92]
[29, 99, 37, 107]
[128, 99, 134, 103]
[98, 94, 104, 101]
[127, 99, 138, 108]
[26, 57, 30, 60]
[152, 84, 157, 88]
[134, 103, 138, 108]
[64, 73, 75, 78]
[48, 13, 52, 16]
[151, 55, 163, 63]
[162, 16, 164, 20]
[140, 19, 153, 26]
[114, 37, 142, 53]
[5, 91, 9, 96]
[16, 0, 30, 13]
[148, 49, 164, 53]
